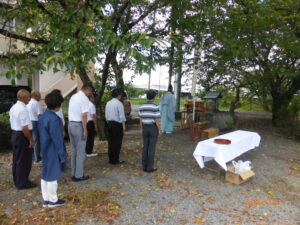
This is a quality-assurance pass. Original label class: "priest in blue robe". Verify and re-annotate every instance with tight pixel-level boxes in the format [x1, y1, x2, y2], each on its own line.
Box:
[160, 84, 176, 134]
[38, 92, 67, 208]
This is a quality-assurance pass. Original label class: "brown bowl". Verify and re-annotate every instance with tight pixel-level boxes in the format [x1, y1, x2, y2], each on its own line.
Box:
[214, 139, 231, 145]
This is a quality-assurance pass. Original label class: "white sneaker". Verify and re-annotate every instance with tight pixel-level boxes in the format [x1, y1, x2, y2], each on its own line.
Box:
[86, 153, 98, 157]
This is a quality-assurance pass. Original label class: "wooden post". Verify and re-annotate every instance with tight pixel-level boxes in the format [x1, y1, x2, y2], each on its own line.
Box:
[189, 120, 195, 141]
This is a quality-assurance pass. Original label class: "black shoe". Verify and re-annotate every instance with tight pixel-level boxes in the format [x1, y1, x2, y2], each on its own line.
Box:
[145, 168, 158, 173]
[72, 176, 90, 182]
[18, 182, 37, 190]
[48, 199, 66, 208]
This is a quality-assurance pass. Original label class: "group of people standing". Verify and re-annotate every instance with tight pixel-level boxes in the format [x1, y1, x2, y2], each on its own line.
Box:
[9, 84, 176, 208]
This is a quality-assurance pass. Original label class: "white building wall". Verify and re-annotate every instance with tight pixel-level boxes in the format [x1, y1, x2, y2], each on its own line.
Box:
[39, 69, 67, 91]
[37, 68, 78, 98]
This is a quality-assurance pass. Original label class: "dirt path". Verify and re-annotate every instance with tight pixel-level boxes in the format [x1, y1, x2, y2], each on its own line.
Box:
[0, 119, 299, 225]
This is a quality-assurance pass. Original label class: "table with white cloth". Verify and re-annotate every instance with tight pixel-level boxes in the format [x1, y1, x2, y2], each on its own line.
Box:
[193, 130, 261, 171]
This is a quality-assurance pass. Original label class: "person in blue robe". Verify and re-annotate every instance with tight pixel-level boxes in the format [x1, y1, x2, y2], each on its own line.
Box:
[160, 84, 176, 134]
[38, 92, 67, 208]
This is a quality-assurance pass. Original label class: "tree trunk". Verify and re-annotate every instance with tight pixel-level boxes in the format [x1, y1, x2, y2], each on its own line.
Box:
[76, 63, 109, 140]
[271, 91, 291, 126]
[229, 87, 240, 118]
[95, 104, 107, 141]
[269, 75, 299, 126]
[168, 41, 175, 86]
[77, 65, 93, 87]
[111, 55, 125, 90]
[229, 87, 241, 130]
[98, 49, 116, 102]
[176, 46, 183, 111]
[260, 95, 271, 112]
[95, 48, 117, 140]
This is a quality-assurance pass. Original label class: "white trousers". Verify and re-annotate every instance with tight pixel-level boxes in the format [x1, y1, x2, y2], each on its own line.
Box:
[41, 179, 58, 202]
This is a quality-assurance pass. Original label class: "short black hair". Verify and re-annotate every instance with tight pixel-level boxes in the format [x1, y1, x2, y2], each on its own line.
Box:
[51, 89, 62, 95]
[45, 92, 64, 110]
[111, 88, 123, 98]
[146, 89, 157, 100]
[82, 84, 93, 91]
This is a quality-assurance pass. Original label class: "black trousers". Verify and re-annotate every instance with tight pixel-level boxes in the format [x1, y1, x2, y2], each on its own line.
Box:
[107, 121, 123, 164]
[85, 121, 95, 154]
[11, 131, 33, 189]
[32, 121, 41, 162]
[142, 124, 158, 171]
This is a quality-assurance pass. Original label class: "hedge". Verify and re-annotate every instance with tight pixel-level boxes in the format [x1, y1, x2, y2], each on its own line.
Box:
[0, 112, 10, 151]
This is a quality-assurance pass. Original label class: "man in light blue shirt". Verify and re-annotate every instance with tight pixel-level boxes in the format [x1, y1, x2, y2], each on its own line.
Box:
[105, 88, 126, 164]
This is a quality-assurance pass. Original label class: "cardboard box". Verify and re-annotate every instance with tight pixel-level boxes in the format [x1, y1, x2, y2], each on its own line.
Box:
[225, 163, 255, 184]
[181, 112, 191, 129]
[194, 121, 209, 139]
[201, 128, 219, 139]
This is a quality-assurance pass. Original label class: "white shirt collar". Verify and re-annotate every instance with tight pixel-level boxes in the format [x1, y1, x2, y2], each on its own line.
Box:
[30, 98, 38, 103]
[17, 100, 26, 107]
[78, 90, 85, 96]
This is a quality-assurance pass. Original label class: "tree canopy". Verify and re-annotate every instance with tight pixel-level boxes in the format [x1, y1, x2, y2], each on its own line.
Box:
[1, 0, 299, 126]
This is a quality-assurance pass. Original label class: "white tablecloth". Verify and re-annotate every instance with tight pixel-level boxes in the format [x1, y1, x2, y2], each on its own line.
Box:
[193, 130, 261, 170]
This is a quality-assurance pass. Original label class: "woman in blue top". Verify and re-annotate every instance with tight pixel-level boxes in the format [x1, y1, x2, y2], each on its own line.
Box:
[38, 92, 67, 208]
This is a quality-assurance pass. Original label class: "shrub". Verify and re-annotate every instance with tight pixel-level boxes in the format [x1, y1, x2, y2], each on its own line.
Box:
[289, 95, 300, 121]
[0, 112, 10, 132]
[288, 95, 300, 137]
[225, 119, 234, 129]
[0, 112, 11, 151]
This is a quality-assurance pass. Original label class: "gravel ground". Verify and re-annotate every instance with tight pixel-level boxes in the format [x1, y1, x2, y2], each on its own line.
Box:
[0, 118, 299, 225]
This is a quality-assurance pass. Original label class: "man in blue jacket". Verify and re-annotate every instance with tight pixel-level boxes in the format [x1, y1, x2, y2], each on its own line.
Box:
[39, 92, 67, 208]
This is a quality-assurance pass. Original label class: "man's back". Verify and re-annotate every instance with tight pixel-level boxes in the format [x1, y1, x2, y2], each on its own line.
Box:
[68, 91, 89, 122]
[105, 98, 126, 123]
[27, 98, 41, 121]
[10, 101, 32, 131]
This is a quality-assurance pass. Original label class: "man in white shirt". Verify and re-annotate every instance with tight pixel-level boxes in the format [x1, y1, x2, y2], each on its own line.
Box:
[68, 84, 93, 181]
[105, 88, 126, 164]
[86, 95, 98, 157]
[26, 91, 42, 163]
[9, 89, 37, 189]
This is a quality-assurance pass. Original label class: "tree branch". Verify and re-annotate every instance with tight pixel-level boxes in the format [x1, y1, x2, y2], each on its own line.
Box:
[57, 0, 67, 8]
[112, 0, 130, 33]
[0, 49, 37, 59]
[34, 0, 53, 15]
[89, 2, 105, 20]
[124, 1, 161, 34]
[0, 2, 12, 9]
[0, 28, 49, 44]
